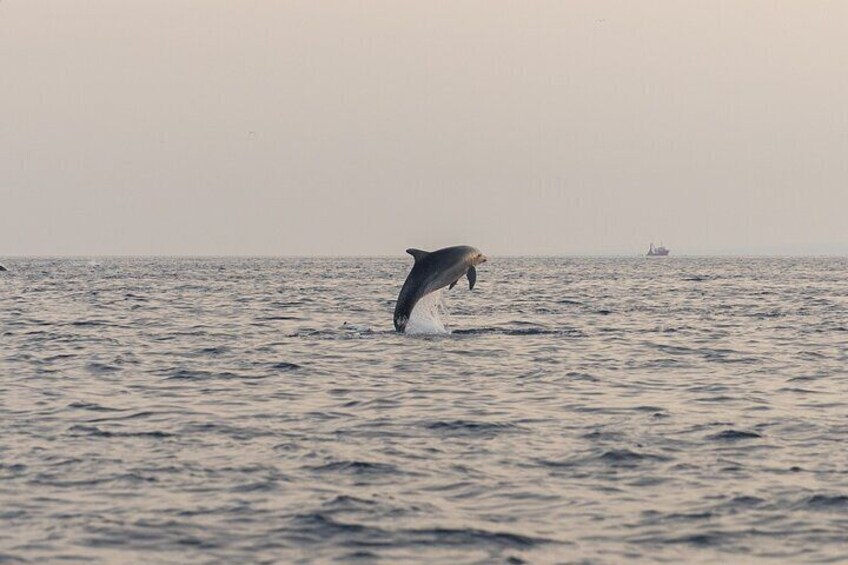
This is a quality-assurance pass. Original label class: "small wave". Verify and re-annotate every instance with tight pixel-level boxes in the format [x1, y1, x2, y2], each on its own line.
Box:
[787, 375, 819, 382]
[664, 532, 728, 547]
[423, 419, 521, 436]
[43, 353, 76, 362]
[287, 328, 386, 340]
[68, 425, 174, 439]
[32, 472, 158, 488]
[726, 495, 765, 508]
[453, 327, 584, 337]
[632, 405, 666, 413]
[163, 368, 269, 381]
[777, 387, 821, 394]
[598, 449, 669, 466]
[87, 362, 120, 374]
[308, 460, 399, 475]
[272, 362, 301, 371]
[0, 464, 27, 478]
[321, 495, 378, 510]
[581, 430, 625, 440]
[196, 346, 229, 355]
[288, 512, 375, 540]
[85, 411, 156, 423]
[407, 527, 551, 549]
[799, 494, 848, 510]
[566, 371, 600, 382]
[230, 481, 279, 493]
[70, 320, 111, 327]
[341, 322, 372, 333]
[336, 551, 380, 561]
[750, 310, 786, 319]
[708, 430, 763, 441]
[67, 402, 122, 412]
[657, 511, 715, 522]
[164, 369, 232, 380]
[539, 449, 670, 470]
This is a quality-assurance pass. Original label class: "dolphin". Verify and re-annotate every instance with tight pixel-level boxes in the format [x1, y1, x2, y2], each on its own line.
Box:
[393, 245, 487, 333]
[0, 264, 7, 272]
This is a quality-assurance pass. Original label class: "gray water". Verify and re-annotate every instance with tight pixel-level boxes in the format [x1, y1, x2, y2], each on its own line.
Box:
[1, 257, 847, 564]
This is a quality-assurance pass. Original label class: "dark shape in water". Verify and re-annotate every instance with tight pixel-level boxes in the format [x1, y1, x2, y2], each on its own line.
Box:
[709, 429, 763, 441]
[393, 245, 487, 333]
[647, 242, 670, 256]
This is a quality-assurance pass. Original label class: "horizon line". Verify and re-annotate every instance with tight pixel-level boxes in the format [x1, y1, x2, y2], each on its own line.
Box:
[2, 251, 847, 259]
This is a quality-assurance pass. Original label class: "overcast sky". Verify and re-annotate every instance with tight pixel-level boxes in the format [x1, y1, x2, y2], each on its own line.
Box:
[1, 1, 846, 256]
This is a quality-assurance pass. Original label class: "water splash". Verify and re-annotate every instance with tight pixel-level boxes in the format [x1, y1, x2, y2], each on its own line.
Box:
[405, 290, 451, 335]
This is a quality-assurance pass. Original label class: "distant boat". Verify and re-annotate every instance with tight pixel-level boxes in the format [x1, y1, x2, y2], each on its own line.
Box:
[647, 243, 669, 256]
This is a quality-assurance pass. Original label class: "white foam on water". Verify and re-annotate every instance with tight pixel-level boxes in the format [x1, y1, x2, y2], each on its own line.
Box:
[404, 289, 451, 335]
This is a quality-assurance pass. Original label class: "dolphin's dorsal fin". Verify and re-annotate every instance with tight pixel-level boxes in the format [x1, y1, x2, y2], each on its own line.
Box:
[467, 266, 477, 290]
[406, 248, 430, 262]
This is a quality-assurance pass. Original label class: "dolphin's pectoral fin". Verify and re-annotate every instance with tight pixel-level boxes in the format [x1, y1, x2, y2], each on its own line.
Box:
[449, 279, 458, 290]
[467, 266, 477, 290]
[406, 248, 430, 263]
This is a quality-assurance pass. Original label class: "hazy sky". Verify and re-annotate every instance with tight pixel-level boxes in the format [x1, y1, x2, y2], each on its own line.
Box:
[2, 1, 846, 256]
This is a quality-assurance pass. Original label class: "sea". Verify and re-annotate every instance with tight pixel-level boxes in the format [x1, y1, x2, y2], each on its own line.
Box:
[1, 256, 847, 564]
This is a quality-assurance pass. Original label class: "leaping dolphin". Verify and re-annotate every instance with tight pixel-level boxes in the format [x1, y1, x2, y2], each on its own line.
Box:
[393, 245, 487, 333]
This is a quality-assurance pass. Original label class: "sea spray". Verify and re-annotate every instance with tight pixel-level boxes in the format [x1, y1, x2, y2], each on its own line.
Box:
[404, 289, 451, 335]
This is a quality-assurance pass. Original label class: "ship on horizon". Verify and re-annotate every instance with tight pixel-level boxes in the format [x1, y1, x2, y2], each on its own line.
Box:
[647, 242, 670, 256]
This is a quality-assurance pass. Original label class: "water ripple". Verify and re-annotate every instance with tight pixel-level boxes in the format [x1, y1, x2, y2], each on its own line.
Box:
[1, 256, 847, 563]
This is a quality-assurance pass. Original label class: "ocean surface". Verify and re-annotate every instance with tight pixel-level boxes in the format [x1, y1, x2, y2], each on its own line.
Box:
[1, 256, 847, 564]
